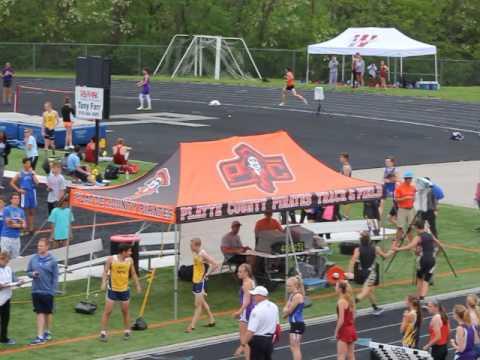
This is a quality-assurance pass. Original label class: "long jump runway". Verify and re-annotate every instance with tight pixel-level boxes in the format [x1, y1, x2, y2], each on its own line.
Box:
[101, 291, 476, 360]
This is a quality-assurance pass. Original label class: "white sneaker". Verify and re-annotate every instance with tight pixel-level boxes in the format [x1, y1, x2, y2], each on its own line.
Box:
[144, 106, 152, 111]
[64, 146, 69, 150]
[279, 102, 285, 106]
[136, 106, 144, 111]
[69, 145, 75, 149]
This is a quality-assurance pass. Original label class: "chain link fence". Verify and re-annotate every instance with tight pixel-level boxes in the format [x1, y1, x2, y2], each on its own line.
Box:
[0, 42, 478, 85]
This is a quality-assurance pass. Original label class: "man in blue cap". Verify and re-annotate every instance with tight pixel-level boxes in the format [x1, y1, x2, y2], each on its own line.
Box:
[393, 171, 417, 245]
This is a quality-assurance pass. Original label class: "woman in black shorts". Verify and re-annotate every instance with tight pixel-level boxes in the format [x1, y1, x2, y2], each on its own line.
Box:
[393, 219, 443, 301]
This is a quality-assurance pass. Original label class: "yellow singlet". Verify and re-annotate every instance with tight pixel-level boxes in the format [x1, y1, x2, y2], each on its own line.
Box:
[402, 310, 418, 348]
[192, 251, 205, 284]
[43, 111, 57, 130]
[109, 255, 131, 292]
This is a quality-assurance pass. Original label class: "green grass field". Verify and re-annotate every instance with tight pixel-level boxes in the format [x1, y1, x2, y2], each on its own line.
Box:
[5, 148, 156, 185]
[1, 201, 479, 359]
[15, 71, 480, 104]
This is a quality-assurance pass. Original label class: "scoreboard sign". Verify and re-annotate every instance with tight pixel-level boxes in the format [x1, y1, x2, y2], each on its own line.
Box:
[75, 86, 104, 120]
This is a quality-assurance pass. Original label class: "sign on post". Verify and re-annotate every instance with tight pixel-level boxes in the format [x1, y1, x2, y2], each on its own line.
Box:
[75, 86, 104, 120]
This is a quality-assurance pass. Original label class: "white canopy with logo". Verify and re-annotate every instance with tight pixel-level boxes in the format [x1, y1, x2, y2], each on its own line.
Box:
[306, 27, 438, 83]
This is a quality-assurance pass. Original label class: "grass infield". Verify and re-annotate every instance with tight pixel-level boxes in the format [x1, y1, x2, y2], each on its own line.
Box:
[0, 201, 479, 359]
[15, 71, 480, 104]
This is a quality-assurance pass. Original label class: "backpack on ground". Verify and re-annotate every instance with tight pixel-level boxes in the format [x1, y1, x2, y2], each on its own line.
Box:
[104, 164, 119, 180]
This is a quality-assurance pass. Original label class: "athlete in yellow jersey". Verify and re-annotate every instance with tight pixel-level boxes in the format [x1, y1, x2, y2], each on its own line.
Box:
[42, 101, 59, 154]
[401, 295, 422, 348]
[100, 244, 141, 342]
[185, 238, 220, 333]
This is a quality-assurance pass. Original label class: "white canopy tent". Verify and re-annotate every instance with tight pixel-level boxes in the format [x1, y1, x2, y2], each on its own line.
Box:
[306, 27, 438, 84]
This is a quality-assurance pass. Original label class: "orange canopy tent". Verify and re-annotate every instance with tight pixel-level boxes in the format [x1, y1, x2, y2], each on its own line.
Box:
[71, 130, 382, 223]
[70, 130, 382, 319]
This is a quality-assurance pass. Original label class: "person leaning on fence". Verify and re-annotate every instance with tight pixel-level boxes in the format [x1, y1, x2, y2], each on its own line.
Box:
[27, 238, 59, 345]
[48, 196, 73, 249]
[241, 285, 279, 360]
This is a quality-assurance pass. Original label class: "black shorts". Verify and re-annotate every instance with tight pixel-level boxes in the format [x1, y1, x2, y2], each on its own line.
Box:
[44, 128, 55, 141]
[47, 201, 57, 214]
[29, 156, 39, 170]
[289, 322, 305, 334]
[32, 293, 54, 314]
[3, 80, 12, 88]
[417, 256, 435, 282]
[389, 204, 398, 217]
[286, 85, 295, 91]
[227, 254, 246, 266]
[74, 169, 89, 182]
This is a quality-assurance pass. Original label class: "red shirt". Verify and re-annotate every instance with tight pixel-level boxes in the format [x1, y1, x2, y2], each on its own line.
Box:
[429, 320, 449, 345]
[255, 217, 282, 234]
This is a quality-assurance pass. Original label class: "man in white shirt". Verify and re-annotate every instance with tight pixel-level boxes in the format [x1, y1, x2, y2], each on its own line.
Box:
[24, 128, 38, 170]
[242, 286, 279, 360]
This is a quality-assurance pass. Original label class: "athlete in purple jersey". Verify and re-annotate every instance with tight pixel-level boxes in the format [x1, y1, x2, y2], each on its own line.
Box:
[136, 68, 152, 110]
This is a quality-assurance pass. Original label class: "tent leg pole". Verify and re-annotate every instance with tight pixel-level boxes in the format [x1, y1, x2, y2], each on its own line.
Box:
[86, 212, 97, 299]
[434, 54, 438, 83]
[400, 57, 403, 86]
[306, 52, 310, 84]
[387, 58, 391, 83]
[174, 223, 180, 320]
[341, 55, 345, 83]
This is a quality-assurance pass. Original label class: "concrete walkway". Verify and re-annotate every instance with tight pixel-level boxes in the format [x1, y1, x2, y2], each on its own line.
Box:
[354, 161, 480, 208]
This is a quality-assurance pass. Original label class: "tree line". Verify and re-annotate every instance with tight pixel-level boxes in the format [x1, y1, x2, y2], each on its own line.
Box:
[0, 0, 478, 59]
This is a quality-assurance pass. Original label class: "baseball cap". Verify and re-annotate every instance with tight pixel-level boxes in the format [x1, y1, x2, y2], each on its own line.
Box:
[231, 220, 242, 227]
[403, 171, 414, 178]
[250, 286, 269, 297]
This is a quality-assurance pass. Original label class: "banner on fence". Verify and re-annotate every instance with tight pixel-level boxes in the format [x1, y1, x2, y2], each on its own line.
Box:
[75, 86, 104, 120]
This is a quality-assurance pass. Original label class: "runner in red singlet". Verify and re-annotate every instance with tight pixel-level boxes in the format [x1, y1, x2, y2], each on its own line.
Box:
[279, 67, 308, 106]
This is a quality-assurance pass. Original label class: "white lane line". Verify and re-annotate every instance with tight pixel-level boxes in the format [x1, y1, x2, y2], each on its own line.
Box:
[111, 95, 480, 134]
[107, 112, 219, 127]
[107, 119, 208, 127]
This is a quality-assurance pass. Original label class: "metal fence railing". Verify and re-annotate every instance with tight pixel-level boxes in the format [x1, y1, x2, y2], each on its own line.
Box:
[0, 42, 478, 86]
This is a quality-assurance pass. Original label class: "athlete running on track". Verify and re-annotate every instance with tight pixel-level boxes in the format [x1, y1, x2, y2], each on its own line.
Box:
[279, 67, 308, 106]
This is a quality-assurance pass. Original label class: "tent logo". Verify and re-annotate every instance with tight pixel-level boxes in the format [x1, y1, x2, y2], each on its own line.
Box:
[349, 34, 378, 47]
[128, 168, 171, 200]
[217, 143, 294, 194]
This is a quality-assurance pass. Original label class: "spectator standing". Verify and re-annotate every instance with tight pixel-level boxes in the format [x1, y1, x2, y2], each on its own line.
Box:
[1, 62, 14, 105]
[0, 251, 17, 345]
[283, 276, 306, 360]
[233, 263, 256, 359]
[24, 128, 39, 171]
[27, 238, 58, 345]
[241, 286, 279, 360]
[0, 193, 25, 258]
[46, 162, 67, 214]
[48, 197, 73, 249]
[335, 281, 357, 360]
[328, 56, 339, 86]
[394, 171, 416, 245]
[61, 97, 75, 150]
[401, 295, 422, 348]
[418, 178, 439, 238]
[450, 305, 477, 360]
[136, 68, 152, 111]
[423, 300, 450, 360]
[186, 238, 219, 333]
[99, 244, 141, 342]
[379, 60, 389, 88]
[42, 101, 59, 155]
[367, 63, 378, 86]
[67, 145, 90, 182]
[353, 54, 365, 87]
[0, 131, 11, 189]
[351, 54, 359, 88]
[10, 158, 39, 234]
